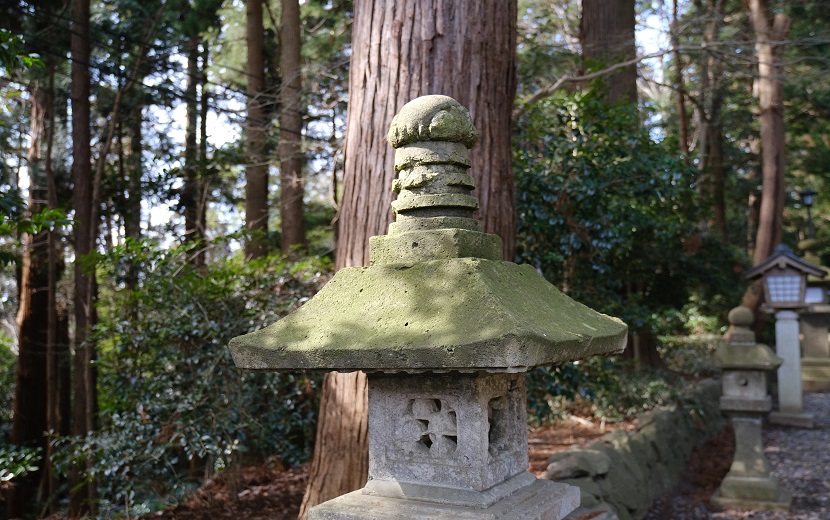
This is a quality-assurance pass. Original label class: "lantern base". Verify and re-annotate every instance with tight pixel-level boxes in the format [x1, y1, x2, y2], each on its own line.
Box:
[711, 476, 792, 512]
[802, 357, 830, 391]
[308, 478, 579, 520]
[769, 410, 814, 428]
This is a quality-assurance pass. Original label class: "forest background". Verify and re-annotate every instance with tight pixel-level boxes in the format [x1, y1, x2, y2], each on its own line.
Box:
[1, 0, 829, 518]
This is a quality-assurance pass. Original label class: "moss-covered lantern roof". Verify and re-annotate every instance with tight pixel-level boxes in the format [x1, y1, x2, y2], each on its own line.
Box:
[229, 96, 628, 373]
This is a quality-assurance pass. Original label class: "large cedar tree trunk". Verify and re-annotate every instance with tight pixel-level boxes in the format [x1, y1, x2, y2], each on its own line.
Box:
[300, 1, 518, 517]
[69, 0, 98, 514]
[580, 0, 637, 104]
[9, 83, 49, 519]
[245, 0, 269, 259]
[280, 0, 307, 251]
[741, 0, 791, 312]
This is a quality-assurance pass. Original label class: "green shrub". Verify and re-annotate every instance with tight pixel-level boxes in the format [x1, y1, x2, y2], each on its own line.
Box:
[0, 334, 15, 442]
[54, 241, 330, 516]
[526, 355, 706, 425]
[513, 91, 745, 334]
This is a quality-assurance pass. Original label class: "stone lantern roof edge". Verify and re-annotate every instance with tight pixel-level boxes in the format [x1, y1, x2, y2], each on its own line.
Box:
[229, 257, 627, 372]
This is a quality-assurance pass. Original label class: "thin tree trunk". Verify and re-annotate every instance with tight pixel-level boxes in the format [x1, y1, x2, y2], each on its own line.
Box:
[280, 0, 306, 252]
[183, 34, 202, 254]
[580, 0, 637, 104]
[697, 0, 728, 237]
[197, 44, 210, 259]
[69, 0, 97, 514]
[302, 2, 518, 517]
[741, 0, 791, 312]
[245, 0, 269, 259]
[672, 0, 690, 157]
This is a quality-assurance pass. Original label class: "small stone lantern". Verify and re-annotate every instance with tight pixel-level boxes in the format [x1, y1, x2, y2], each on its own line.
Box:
[229, 96, 628, 519]
[744, 244, 824, 427]
[712, 306, 791, 511]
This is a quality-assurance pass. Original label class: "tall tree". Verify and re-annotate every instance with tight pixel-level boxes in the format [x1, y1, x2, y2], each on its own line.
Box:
[279, 0, 306, 252]
[695, 0, 728, 237]
[9, 76, 49, 519]
[742, 0, 791, 312]
[245, 0, 269, 259]
[300, 1, 518, 516]
[183, 33, 203, 254]
[580, 0, 637, 104]
[69, 0, 97, 514]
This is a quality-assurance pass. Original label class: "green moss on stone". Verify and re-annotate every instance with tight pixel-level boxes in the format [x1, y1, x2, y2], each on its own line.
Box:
[229, 258, 627, 372]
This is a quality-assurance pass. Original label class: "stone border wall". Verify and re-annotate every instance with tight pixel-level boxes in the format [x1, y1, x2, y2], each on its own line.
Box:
[541, 379, 723, 520]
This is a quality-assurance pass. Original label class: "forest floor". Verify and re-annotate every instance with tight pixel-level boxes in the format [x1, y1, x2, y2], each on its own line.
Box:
[138, 392, 830, 520]
[138, 416, 634, 520]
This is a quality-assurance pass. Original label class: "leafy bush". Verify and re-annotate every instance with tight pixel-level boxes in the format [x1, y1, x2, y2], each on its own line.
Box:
[54, 241, 330, 516]
[526, 355, 704, 425]
[0, 445, 41, 483]
[513, 91, 745, 333]
[0, 334, 15, 442]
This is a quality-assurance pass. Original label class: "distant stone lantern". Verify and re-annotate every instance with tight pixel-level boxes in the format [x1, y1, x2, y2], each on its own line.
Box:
[745, 244, 825, 427]
[798, 238, 830, 391]
[228, 96, 628, 519]
[712, 306, 790, 511]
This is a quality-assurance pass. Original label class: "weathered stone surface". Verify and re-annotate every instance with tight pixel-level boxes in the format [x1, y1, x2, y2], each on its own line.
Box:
[229, 258, 627, 373]
[802, 357, 830, 391]
[713, 475, 792, 507]
[369, 228, 502, 267]
[387, 95, 478, 149]
[545, 449, 611, 479]
[543, 379, 723, 520]
[309, 479, 579, 520]
[367, 373, 528, 496]
[773, 309, 812, 426]
[234, 95, 621, 520]
[712, 306, 792, 511]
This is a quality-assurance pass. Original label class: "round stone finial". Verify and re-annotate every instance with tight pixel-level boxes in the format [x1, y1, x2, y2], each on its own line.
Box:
[728, 306, 754, 327]
[387, 95, 478, 149]
[385, 95, 483, 235]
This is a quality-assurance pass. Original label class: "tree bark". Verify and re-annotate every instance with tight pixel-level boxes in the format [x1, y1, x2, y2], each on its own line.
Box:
[279, 0, 307, 252]
[183, 34, 201, 243]
[672, 0, 690, 157]
[9, 79, 48, 520]
[696, 0, 728, 237]
[301, 1, 518, 516]
[69, 0, 98, 514]
[198, 44, 210, 256]
[245, 0, 269, 259]
[742, 0, 791, 312]
[334, 0, 518, 269]
[580, 0, 637, 104]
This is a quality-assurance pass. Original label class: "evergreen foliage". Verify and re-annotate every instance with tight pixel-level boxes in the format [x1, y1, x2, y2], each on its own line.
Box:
[51, 242, 329, 515]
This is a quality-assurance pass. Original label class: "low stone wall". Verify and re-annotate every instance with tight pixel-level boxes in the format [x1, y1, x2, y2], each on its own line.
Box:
[541, 379, 723, 520]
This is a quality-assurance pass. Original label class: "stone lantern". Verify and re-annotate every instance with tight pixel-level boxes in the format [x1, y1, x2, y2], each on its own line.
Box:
[744, 244, 824, 427]
[797, 238, 830, 391]
[712, 306, 790, 511]
[229, 95, 628, 519]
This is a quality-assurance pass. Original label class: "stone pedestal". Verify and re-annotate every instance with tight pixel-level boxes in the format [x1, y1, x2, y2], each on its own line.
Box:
[770, 310, 814, 427]
[711, 415, 791, 510]
[311, 373, 578, 519]
[800, 306, 830, 391]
